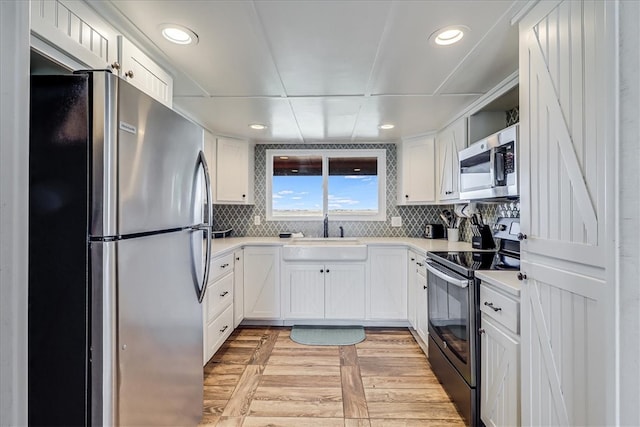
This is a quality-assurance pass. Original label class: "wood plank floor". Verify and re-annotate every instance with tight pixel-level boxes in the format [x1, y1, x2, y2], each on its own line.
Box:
[200, 327, 465, 427]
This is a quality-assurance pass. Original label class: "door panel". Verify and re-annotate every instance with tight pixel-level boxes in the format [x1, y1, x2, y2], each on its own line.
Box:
[325, 264, 365, 319]
[117, 231, 203, 426]
[520, 0, 607, 267]
[117, 80, 203, 234]
[521, 260, 605, 426]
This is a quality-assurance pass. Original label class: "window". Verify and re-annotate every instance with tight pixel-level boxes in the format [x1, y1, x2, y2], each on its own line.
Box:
[266, 149, 386, 221]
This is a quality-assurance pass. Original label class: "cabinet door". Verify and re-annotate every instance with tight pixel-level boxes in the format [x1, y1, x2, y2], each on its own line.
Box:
[415, 270, 429, 344]
[30, 0, 118, 70]
[325, 263, 365, 319]
[283, 264, 325, 319]
[243, 247, 280, 319]
[368, 248, 407, 319]
[233, 249, 244, 327]
[437, 118, 466, 201]
[480, 316, 520, 427]
[407, 252, 420, 329]
[215, 137, 252, 204]
[398, 137, 436, 204]
[118, 36, 173, 107]
[519, 1, 612, 425]
[520, 0, 609, 268]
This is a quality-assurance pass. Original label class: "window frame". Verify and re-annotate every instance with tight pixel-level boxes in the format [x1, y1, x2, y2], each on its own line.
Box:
[266, 149, 386, 221]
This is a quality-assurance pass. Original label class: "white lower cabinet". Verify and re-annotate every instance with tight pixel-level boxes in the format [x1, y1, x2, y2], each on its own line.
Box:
[415, 267, 429, 345]
[243, 246, 280, 319]
[283, 263, 365, 320]
[233, 249, 244, 328]
[479, 281, 520, 427]
[407, 251, 420, 329]
[202, 252, 235, 364]
[367, 247, 407, 320]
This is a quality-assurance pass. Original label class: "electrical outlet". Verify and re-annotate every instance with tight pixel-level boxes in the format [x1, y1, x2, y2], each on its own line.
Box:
[254, 215, 261, 225]
[391, 216, 402, 227]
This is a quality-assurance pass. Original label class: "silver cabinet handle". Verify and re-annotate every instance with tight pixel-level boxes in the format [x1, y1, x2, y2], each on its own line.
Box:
[220, 291, 229, 297]
[484, 301, 502, 312]
[124, 70, 134, 79]
[478, 328, 486, 335]
[219, 325, 228, 333]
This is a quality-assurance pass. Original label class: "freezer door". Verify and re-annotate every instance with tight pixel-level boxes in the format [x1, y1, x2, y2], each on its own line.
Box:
[117, 230, 203, 426]
[116, 79, 203, 234]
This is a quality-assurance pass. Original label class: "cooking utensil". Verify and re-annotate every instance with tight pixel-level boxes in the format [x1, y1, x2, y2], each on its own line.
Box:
[439, 213, 451, 227]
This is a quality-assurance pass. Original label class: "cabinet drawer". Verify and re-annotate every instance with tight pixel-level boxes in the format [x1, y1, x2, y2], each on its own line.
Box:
[209, 252, 234, 283]
[205, 304, 234, 359]
[480, 284, 519, 334]
[206, 273, 233, 322]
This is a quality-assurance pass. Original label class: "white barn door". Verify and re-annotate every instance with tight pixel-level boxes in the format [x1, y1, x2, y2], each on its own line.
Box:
[519, 1, 614, 425]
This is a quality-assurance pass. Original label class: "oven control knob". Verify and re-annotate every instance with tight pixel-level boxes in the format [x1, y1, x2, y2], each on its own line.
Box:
[517, 232, 528, 241]
[517, 272, 527, 281]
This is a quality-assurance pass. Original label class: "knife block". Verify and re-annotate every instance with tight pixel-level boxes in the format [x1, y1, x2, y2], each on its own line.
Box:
[472, 225, 496, 249]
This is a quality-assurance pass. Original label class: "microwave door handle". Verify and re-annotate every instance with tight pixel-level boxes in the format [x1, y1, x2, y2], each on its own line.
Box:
[489, 147, 497, 188]
[495, 152, 505, 184]
[425, 261, 469, 288]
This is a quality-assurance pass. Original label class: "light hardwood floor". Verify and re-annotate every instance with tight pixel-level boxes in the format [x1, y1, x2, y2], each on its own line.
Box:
[200, 327, 465, 427]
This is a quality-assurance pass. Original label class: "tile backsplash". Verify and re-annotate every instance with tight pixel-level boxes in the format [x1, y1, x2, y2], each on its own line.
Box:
[213, 142, 519, 242]
[213, 143, 452, 238]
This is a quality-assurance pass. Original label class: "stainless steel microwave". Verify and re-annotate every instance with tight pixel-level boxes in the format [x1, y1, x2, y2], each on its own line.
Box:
[459, 124, 518, 200]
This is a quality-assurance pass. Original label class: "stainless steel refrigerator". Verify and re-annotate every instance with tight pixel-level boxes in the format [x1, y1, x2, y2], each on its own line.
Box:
[29, 71, 212, 426]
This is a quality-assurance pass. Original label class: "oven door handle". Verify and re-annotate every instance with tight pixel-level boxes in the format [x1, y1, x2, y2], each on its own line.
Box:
[425, 261, 470, 288]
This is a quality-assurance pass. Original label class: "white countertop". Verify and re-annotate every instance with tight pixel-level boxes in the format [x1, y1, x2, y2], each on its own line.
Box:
[475, 270, 522, 297]
[208, 236, 475, 258]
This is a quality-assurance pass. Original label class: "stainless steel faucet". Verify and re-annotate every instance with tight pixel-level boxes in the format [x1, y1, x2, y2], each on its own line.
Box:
[323, 214, 329, 238]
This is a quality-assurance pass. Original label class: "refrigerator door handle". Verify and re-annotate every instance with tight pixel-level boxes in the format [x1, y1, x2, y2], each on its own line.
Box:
[194, 150, 212, 303]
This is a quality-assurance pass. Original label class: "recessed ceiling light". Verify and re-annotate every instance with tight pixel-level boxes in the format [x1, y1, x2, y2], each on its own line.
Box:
[249, 123, 267, 130]
[378, 123, 395, 130]
[430, 25, 468, 46]
[291, 169, 298, 173]
[159, 24, 199, 45]
[353, 168, 361, 172]
[279, 156, 289, 160]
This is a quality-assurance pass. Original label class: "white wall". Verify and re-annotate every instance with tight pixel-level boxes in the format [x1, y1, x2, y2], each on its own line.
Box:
[0, 1, 30, 425]
[618, 1, 640, 425]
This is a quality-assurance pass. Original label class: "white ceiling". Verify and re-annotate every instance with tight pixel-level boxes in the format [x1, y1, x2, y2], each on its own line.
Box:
[100, 0, 521, 143]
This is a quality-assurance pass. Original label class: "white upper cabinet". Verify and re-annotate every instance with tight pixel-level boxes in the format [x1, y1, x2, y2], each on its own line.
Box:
[397, 136, 436, 205]
[214, 136, 255, 205]
[30, 0, 118, 70]
[30, 1, 174, 107]
[117, 36, 173, 108]
[436, 117, 467, 201]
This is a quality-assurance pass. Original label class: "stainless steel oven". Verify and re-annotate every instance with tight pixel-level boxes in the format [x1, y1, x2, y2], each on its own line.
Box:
[426, 217, 521, 426]
[459, 124, 518, 200]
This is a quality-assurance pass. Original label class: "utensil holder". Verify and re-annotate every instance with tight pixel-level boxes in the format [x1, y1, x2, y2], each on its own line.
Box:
[472, 225, 496, 249]
[447, 228, 459, 242]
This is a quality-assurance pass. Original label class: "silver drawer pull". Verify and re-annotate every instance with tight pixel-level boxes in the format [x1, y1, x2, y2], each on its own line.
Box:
[220, 263, 229, 268]
[220, 291, 229, 297]
[484, 301, 502, 312]
[478, 328, 486, 335]
[219, 325, 228, 333]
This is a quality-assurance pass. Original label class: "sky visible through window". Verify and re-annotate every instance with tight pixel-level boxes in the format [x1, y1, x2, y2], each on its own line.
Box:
[272, 175, 379, 215]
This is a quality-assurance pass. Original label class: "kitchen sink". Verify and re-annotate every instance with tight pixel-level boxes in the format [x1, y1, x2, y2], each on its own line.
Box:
[282, 238, 367, 261]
